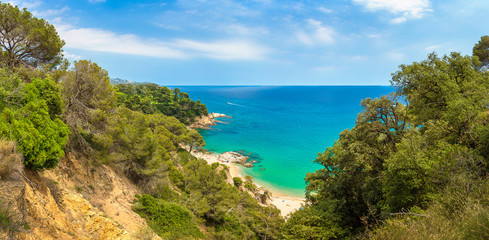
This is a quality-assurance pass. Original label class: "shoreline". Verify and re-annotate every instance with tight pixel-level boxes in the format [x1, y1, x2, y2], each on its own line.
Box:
[189, 149, 305, 217]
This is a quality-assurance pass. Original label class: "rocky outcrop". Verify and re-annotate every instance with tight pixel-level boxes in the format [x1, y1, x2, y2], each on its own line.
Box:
[219, 151, 249, 164]
[0, 153, 159, 240]
[218, 151, 258, 168]
[190, 113, 230, 129]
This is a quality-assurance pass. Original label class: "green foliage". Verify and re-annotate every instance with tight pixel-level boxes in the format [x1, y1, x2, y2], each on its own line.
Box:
[0, 70, 68, 170]
[115, 84, 208, 125]
[244, 175, 258, 192]
[61, 60, 116, 153]
[233, 177, 243, 187]
[0, 3, 64, 69]
[301, 94, 407, 236]
[284, 201, 347, 240]
[391, 52, 488, 143]
[133, 194, 205, 240]
[369, 181, 489, 240]
[473, 35, 489, 70]
[172, 157, 284, 239]
[0, 10, 284, 239]
[288, 46, 489, 239]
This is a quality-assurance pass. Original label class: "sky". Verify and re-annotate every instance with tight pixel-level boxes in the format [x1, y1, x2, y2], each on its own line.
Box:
[8, 0, 489, 85]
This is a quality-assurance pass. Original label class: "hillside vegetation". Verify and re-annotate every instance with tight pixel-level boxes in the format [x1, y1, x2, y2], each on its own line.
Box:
[284, 40, 489, 239]
[2, 2, 489, 239]
[0, 3, 283, 239]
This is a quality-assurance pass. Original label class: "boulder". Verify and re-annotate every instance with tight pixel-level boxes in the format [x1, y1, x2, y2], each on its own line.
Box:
[219, 152, 249, 164]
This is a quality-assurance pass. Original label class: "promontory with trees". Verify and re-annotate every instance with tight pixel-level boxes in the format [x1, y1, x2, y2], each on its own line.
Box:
[1, 2, 489, 239]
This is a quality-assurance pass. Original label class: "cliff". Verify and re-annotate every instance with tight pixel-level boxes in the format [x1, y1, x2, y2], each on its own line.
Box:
[190, 113, 229, 129]
[0, 153, 159, 240]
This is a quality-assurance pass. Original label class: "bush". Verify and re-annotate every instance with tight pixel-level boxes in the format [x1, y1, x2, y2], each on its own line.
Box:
[0, 140, 22, 180]
[244, 175, 257, 192]
[369, 181, 489, 240]
[232, 177, 243, 187]
[0, 76, 69, 170]
[133, 194, 205, 239]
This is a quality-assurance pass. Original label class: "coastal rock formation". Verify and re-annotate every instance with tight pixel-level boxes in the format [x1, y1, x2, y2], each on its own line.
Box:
[242, 163, 254, 168]
[190, 112, 229, 129]
[220, 151, 249, 164]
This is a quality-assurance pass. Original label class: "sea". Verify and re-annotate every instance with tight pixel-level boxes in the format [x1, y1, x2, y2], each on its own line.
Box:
[175, 86, 394, 198]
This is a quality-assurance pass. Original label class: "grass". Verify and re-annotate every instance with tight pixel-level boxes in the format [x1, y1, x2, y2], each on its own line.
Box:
[0, 200, 29, 236]
[0, 140, 22, 180]
[75, 185, 84, 193]
[368, 182, 489, 240]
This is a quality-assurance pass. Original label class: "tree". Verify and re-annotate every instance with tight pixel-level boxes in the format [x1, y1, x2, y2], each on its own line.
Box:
[300, 95, 406, 237]
[61, 60, 116, 151]
[473, 35, 489, 70]
[391, 52, 489, 144]
[181, 129, 205, 153]
[0, 3, 65, 68]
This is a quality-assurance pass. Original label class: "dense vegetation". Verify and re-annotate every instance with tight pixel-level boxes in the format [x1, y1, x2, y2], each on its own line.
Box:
[285, 41, 489, 239]
[115, 83, 208, 125]
[0, 3, 284, 239]
[3, 2, 489, 239]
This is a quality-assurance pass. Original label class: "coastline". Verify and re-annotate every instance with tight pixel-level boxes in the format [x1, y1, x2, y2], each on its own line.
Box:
[189, 149, 305, 217]
[190, 112, 305, 217]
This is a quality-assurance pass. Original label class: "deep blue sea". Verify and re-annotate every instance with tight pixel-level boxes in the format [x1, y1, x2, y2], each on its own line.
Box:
[175, 86, 394, 197]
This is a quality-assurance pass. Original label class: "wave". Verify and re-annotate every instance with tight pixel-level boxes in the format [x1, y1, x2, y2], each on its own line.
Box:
[226, 102, 245, 107]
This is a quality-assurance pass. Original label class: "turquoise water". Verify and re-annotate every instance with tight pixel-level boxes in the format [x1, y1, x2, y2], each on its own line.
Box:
[175, 86, 393, 197]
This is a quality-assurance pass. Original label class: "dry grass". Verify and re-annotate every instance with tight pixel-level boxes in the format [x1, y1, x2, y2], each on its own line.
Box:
[130, 226, 160, 240]
[0, 139, 22, 180]
[367, 183, 489, 240]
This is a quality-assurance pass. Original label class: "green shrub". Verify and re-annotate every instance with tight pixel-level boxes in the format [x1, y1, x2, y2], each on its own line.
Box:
[133, 194, 205, 239]
[232, 177, 243, 187]
[369, 181, 489, 240]
[244, 175, 257, 192]
[0, 76, 69, 170]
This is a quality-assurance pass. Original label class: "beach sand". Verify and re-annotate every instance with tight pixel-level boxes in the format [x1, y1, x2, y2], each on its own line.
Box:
[189, 150, 305, 217]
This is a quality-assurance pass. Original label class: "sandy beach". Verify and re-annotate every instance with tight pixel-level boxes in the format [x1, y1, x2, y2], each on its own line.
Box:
[189, 150, 305, 217]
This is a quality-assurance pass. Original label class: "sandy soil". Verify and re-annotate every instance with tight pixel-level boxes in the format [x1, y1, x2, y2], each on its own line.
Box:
[190, 150, 305, 217]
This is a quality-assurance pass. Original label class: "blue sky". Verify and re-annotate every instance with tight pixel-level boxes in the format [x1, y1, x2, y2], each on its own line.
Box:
[8, 0, 489, 85]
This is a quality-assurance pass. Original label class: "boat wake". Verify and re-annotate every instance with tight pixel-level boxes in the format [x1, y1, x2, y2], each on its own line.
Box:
[226, 102, 245, 107]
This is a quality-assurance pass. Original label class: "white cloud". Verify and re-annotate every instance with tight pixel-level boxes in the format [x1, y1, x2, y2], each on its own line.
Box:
[353, 0, 432, 23]
[173, 39, 269, 60]
[225, 24, 269, 36]
[344, 55, 369, 61]
[297, 19, 336, 45]
[318, 7, 333, 13]
[391, 16, 407, 24]
[56, 24, 186, 59]
[367, 33, 382, 38]
[56, 24, 270, 60]
[296, 32, 313, 45]
[7, 0, 42, 9]
[385, 51, 405, 60]
[32, 6, 69, 18]
[64, 52, 82, 60]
